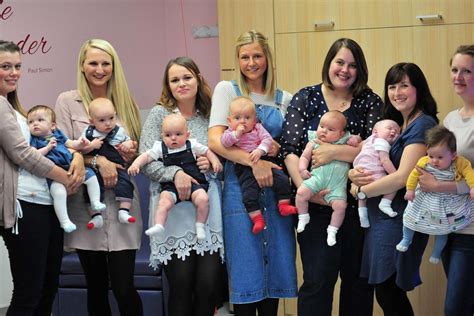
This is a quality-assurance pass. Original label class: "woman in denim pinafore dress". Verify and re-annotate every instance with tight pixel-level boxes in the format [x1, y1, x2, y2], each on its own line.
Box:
[209, 30, 297, 315]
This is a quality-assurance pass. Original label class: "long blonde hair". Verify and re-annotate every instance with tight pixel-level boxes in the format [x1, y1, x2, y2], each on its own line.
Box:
[234, 30, 275, 97]
[77, 39, 141, 141]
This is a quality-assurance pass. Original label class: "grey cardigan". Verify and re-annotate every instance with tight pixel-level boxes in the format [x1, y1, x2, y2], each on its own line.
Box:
[0, 96, 55, 228]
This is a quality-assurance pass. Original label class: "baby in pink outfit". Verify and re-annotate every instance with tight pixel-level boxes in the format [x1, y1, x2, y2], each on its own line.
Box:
[353, 119, 400, 227]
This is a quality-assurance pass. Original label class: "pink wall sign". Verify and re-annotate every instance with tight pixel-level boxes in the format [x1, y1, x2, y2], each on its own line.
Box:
[1, 0, 220, 110]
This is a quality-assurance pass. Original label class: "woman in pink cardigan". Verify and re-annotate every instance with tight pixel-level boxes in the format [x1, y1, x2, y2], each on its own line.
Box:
[0, 40, 74, 315]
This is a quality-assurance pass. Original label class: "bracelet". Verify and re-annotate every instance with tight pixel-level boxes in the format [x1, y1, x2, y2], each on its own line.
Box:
[91, 154, 99, 172]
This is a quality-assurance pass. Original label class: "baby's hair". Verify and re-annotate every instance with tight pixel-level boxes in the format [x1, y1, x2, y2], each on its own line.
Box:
[324, 110, 348, 130]
[89, 97, 115, 118]
[425, 125, 457, 153]
[162, 113, 188, 129]
[27, 105, 56, 123]
[230, 96, 256, 111]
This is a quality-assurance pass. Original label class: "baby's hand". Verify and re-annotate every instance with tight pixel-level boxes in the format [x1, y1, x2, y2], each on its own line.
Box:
[76, 137, 90, 150]
[47, 138, 57, 150]
[249, 148, 264, 164]
[211, 159, 223, 173]
[404, 190, 415, 201]
[300, 169, 311, 180]
[117, 140, 134, 153]
[128, 164, 140, 176]
[470, 187, 474, 200]
[347, 135, 362, 147]
[90, 137, 104, 150]
[234, 125, 246, 138]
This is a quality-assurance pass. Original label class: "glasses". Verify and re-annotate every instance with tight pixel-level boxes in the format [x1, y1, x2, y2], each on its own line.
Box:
[0, 64, 21, 72]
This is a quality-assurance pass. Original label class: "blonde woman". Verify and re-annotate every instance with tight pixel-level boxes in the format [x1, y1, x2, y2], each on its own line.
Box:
[54, 39, 143, 315]
[209, 30, 297, 315]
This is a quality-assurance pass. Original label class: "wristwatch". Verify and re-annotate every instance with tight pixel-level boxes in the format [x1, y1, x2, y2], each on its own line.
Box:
[357, 186, 367, 200]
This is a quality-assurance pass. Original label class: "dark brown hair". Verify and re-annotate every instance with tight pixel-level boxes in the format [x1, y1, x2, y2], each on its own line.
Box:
[425, 125, 456, 153]
[159, 56, 212, 119]
[321, 38, 369, 97]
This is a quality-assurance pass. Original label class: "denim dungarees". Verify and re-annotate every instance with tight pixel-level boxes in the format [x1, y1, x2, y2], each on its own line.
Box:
[222, 81, 297, 304]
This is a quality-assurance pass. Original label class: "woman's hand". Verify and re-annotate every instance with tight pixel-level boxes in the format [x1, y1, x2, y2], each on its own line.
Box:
[174, 170, 198, 200]
[67, 153, 86, 193]
[97, 156, 123, 189]
[311, 139, 335, 168]
[116, 140, 138, 162]
[309, 188, 330, 205]
[267, 140, 281, 157]
[196, 156, 211, 173]
[348, 166, 374, 187]
[416, 166, 439, 192]
[251, 159, 281, 188]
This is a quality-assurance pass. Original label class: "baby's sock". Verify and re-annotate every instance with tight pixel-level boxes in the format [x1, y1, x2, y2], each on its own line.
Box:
[61, 221, 77, 233]
[87, 213, 104, 230]
[396, 239, 411, 252]
[297, 214, 310, 233]
[378, 199, 397, 217]
[118, 208, 136, 224]
[145, 224, 165, 239]
[429, 256, 441, 264]
[326, 225, 339, 246]
[278, 200, 298, 216]
[195, 222, 206, 240]
[251, 213, 266, 234]
[358, 207, 370, 228]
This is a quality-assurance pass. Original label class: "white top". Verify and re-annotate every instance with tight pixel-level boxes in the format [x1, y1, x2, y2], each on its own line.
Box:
[209, 80, 293, 128]
[15, 111, 52, 205]
[147, 139, 208, 161]
[81, 125, 130, 146]
[444, 109, 474, 235]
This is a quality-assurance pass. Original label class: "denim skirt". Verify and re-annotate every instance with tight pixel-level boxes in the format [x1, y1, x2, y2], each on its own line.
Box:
[222, 161, 297, 304]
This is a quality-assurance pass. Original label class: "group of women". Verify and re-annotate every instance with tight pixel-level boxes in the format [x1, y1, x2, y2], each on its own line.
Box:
[0, 29, 472, 316]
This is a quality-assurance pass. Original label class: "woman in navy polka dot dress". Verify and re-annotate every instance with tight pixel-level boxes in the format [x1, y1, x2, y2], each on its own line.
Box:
[281, 38, 382, 316]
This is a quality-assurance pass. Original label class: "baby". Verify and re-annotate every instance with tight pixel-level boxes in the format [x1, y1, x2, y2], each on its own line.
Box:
[27, 105, 105, 233]
[128, 113, 222, 240]
[353, 119, 400, 227]
[221, 96, 296, 234]
[296, 110, 360, 246]
[396, 125, 474, 264]
[80, 98, 136, 229]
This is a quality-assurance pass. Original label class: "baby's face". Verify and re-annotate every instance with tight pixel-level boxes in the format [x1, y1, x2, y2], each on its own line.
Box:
[427, 143, 456, 170]
[161, 117, 189, 149]
[90, 107, 117, 134]
[28, 110, 55, 137]
[375, 121, 400, 144]
[316, 113, 346, 143]
[227, 101, 257, 133]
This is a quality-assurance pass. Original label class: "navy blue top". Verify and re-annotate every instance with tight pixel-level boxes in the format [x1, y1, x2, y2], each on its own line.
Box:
[361, 113, 438, 290]
[281, 83, 382, 158]
[281, 83, 382, 216]
[30, 129, 72, 170]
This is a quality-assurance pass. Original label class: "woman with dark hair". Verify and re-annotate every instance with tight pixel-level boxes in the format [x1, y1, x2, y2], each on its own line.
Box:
[0, 40, 73, 315]
[349, 62, 438, 315]
[140, 56, 224, 316]
[281, 37, 382, 316]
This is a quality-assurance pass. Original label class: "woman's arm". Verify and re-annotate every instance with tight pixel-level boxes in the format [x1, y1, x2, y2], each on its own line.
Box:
[359, 143, 427, 198]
